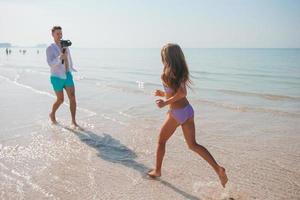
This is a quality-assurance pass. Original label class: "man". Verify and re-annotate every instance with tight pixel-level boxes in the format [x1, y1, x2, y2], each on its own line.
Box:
[46, 26, 78, 127]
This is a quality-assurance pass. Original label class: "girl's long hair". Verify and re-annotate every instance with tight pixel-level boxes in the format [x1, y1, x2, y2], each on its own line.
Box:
[161, 43, 191, 92]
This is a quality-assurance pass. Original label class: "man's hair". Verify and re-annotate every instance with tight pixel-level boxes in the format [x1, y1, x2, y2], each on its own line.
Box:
[51, 26, 62, 33]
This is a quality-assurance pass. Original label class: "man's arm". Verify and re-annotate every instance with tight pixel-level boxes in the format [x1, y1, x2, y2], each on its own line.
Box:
[46, 46, 62, 69]
[67, 48, 77, 72]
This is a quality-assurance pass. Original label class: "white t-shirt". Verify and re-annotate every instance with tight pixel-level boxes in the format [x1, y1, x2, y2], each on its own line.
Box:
[46, 43, 77, 79]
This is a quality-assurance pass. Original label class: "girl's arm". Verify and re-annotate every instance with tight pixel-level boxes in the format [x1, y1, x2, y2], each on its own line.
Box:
[154, 89, 165, 97]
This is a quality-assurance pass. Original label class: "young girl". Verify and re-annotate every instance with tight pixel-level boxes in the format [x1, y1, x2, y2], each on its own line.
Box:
[147, 43, 228, 188]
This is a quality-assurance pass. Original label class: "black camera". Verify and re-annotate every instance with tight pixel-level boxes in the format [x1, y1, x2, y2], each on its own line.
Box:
[60, 40, 72, 64]
[60, 39, 72, 48]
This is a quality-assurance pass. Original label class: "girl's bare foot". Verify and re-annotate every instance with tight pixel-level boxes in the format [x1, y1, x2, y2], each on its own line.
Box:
[147, 169, 161, 178]
[218, 166, 228, 188]
[49, 113, 58, 124]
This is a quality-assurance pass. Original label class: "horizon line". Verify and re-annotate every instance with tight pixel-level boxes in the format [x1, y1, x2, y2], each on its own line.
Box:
[2, 46, 300, 49]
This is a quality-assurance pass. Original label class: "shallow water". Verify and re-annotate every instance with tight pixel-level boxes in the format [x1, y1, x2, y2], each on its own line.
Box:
[0, 48, 299, 199]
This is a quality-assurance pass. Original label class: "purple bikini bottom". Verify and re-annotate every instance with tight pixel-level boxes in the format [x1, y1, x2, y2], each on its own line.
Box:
[168, 104, 194, 124]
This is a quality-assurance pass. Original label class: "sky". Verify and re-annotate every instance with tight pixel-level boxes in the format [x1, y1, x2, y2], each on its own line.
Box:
[0, 0, 299, 48]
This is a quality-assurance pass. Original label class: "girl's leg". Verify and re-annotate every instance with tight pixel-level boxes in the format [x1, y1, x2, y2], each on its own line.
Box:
[49, 91, 64, 124]
[148, 113, 179, 178]
[181, 117, 228, 187]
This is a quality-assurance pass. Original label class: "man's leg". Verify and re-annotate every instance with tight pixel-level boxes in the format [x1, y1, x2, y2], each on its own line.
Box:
[49, 91, 64, 124]
[65, 86, 78, 126]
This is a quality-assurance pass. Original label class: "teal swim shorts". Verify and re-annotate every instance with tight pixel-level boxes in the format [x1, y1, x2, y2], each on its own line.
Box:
[50, 72, 74, 92]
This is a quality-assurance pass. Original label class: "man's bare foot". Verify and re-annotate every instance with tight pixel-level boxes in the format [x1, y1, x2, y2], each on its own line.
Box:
[147, 169, 161, 178]
[218, 166, 228, 188]
[49, 113, 58, 124]
[71, 121, 82, 130]
[71, 121, 79, 127]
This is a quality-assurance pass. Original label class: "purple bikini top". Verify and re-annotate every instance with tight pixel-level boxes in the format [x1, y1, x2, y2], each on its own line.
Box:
[163, 84, 174, 94]
[163, 82, 185, 94]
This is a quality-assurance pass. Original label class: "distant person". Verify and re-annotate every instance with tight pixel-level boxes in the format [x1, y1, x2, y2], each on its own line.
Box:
[22, 49, 26, 54]
[8, 49, 12, 54]
[147, 43, 228, 188]
[5, 48, 8, 55]
[46, 26, 79, 127]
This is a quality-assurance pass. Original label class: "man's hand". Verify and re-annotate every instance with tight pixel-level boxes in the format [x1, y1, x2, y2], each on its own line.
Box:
[59, 49, 68, 60]
[155, 99, 166, 108]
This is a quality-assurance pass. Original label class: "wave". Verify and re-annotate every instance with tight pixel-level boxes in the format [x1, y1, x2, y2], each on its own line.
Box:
[217, 89, 300, 101]
[192, 70, 300, 80]
[96, 79, 300, 104]
[194, 99, 300, 118]
[0, 74, 97, 117]
[189, 87, 300, 102]
[2, 71, 298, 119]
[100, 113, 129, 126]
[95, 82, 153, 96]
[119, 70, 158, 77]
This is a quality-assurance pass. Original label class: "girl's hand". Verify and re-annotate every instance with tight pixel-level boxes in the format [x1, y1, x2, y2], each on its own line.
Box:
[155, 99, 166, 108]
[154, 90, 165, 97]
